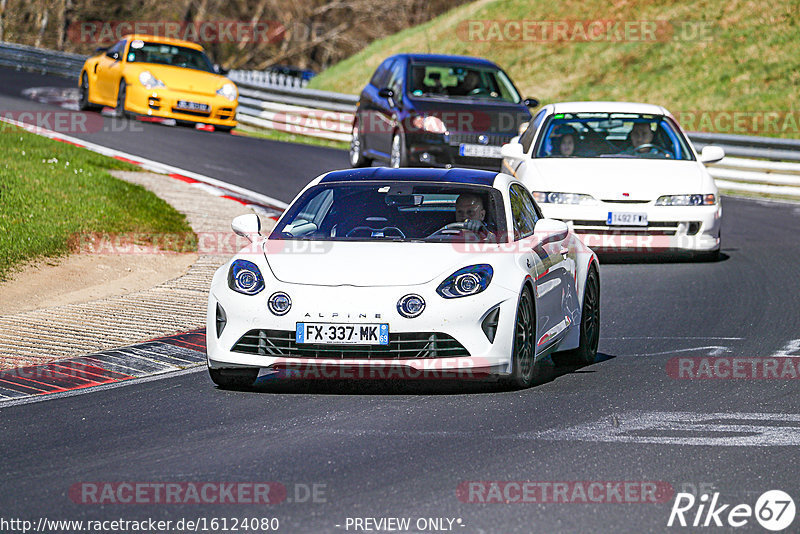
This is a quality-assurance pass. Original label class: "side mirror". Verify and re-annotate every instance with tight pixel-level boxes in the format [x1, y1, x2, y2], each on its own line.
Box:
[106, 51, 120, 61]
[214, 64, 229, 75]
[501, 142, 525, 160]
[534, 218, 569, 245]
[699, 145, 725, 164]
[523, 98, 539, 108]
[231, 214, 261, 243]
[378, 87, 394, 99]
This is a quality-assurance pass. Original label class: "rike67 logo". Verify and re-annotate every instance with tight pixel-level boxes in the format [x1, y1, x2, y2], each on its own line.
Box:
[668, 490, 795, 531]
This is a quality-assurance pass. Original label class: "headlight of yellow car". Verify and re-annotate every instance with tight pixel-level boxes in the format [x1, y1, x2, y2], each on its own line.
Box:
[138, 71, 166, 90]
[216, 83, 237, 102]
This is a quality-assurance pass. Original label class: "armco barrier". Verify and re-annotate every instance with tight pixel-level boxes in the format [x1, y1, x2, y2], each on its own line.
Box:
[2, 41, 800, 196]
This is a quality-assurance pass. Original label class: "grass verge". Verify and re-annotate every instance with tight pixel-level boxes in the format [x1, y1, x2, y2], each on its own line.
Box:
[0, 125, 196, 281]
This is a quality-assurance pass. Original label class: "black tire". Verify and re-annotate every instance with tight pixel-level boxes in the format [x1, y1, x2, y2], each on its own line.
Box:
[349, 120, 372, 167]
[78, 72, 99, 111]
[208, 367, 259, 389]
[556, 266, 600, 365]
[504, 285, 537, 389]
[115, 79, 128, 118]
[390, 130, 408, 168]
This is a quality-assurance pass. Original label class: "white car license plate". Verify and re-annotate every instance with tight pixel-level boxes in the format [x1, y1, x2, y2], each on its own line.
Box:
[176, 100, 210, 112]
[296, 323, 389, 345]
[459, 143, 502, 159]
[607, 212, 648, 226]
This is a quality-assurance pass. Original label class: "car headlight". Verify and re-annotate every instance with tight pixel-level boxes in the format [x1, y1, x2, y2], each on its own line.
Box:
[268, 292, 292, 316]
[437, 265, 493, 299]
[138, 71, 166, 89]
[397, 294, 425, 318]
[532, 192, 597, 205]
[411, 115, 447, 134]
[655, 194, 716, 206]
[228, 259, 265, 295]
[216, 83, 238, 102]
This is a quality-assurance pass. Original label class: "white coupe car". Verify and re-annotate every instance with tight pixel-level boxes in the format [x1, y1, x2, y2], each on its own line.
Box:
[501, 102, 725, 259]
[206, 167, 600, 390]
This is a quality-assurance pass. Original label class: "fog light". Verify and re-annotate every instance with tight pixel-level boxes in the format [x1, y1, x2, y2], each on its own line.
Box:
[268, 292, 291, 316]
[397, 294, 425, 318]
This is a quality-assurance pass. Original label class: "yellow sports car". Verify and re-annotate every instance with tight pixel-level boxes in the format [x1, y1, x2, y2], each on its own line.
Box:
[78, 34, 238, 131]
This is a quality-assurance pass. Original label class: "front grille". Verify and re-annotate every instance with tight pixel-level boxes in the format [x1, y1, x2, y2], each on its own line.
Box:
[171, 107, 211, 117]
[446, 133, 514, 146]
[232, 330, 470, 359]
[572, 220, 680, 235]
[601, 199, 651, 204]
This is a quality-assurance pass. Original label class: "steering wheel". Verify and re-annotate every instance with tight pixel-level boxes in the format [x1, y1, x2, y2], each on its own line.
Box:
[630, 144, 673, 157]
[427, 220, 489, 239]
[345, 226, 406, 238]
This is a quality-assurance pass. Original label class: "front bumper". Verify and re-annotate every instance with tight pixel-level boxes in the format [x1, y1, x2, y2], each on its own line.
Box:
[403, 132, 514, 171]
[207, 272, 520, 379]
[125, 84, 237, 127]
[539, 202, 722, 252]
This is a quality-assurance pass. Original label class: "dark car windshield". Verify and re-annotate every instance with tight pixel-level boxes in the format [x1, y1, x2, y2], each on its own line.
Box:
[126, 41, 214, 73]
[271, 182, 507, 243]
[535, 113, 695, 160]
[409, 63, 521, 104]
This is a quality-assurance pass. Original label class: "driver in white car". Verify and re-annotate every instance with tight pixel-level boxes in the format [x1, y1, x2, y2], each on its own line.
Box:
[455, 193, 496, 241]
[625, 122, 669, 157]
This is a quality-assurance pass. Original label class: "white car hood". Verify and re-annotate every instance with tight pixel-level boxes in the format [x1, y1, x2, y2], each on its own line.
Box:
[263, 241, 485, 287]
[528, 159, 709, 200]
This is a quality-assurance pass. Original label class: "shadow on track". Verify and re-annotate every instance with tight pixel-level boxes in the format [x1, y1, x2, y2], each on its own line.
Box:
[210, 352, 616, 396]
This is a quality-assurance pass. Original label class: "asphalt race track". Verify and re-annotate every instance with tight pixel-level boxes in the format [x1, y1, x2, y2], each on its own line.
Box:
[2, 67, 800, 532]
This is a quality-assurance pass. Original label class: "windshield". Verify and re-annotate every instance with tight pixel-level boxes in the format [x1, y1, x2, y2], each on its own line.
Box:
[534, 113, 695, 160]
[409, 63, 521, 103]
[271, 182, 507, 243]
[126, 41, 214, 73]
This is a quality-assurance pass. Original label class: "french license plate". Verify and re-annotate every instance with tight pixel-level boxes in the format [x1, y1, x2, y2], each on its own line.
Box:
[607, 212, 648, 226]
[296, 323, 389, 345]
[459, 143, 502, 159]
[176, 100, 210, 112]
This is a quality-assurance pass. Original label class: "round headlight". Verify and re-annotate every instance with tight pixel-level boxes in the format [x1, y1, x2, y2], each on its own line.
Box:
[397, 294, 425, 318]
[268, 292, 291, 316]
[455, 273, 480, 295]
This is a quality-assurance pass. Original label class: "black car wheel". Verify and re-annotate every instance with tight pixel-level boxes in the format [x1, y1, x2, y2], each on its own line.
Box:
[208, 367, 259, 389]
[390, 131, 407, 168]
[78, 72, 98, 111]
[115, 80, 128, 118]
[556, 266, 600, 365]
[506, 285, 537, 388]
[349, 121, 373, 167]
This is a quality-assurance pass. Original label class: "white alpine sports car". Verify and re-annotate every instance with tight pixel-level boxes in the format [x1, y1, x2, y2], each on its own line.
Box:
[206, 167, 599, 389]
[501, 102, 725, 259]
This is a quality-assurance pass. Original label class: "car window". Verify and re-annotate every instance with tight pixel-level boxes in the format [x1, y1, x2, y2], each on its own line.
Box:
[369, 58, 395, 88]
[106, 40, 126, 60]
[408, 63, 521, 104]
[272, 182, 507, 243]
[520, 109, 547, 153]
[126, 41, 215, 72]
[509, 184, 538, 239]
[386, 60, 405, 104]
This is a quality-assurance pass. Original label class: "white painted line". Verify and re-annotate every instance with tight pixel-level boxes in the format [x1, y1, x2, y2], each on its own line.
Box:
[528, 411, 800, 447]
[633, 346, 732, 357]
[0, 115, 288, 210]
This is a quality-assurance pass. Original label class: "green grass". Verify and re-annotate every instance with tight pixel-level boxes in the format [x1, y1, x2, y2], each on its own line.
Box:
[0, 125, 196, 281]
[309, 0, 800, 139]
[234, 125, 349, 150]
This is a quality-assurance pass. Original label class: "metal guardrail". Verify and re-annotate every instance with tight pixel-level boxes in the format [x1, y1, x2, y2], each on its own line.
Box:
[227, 69, 308, 88]
[2, 41, 800, 197]
[0, 41, 86, 78]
